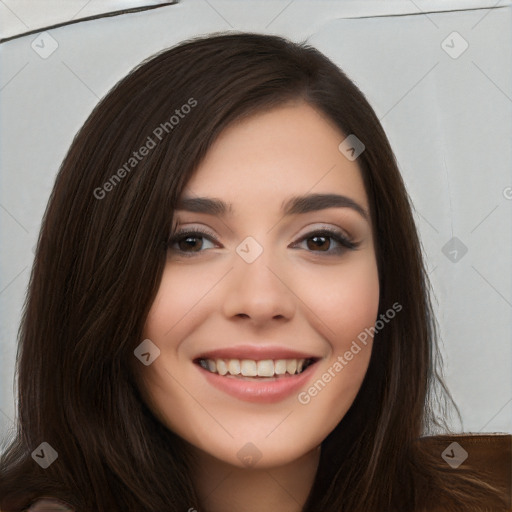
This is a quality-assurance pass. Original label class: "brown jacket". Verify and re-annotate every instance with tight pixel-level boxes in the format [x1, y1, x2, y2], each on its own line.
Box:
[19, 434, 512, 511]
[420, 433, 511, 510]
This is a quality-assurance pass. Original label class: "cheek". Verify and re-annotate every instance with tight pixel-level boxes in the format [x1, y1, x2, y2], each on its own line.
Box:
[142, 263, 226, 344]
[292, 258, 379, 431]
[138, 268, 206, 433]
[292, 255, 380, 349]
[138, 264, 228, 425]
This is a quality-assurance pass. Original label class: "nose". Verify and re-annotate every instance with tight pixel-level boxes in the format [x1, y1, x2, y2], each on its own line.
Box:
[221, 250, 296, 326]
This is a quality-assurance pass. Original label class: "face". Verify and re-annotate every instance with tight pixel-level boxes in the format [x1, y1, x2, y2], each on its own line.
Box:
[140, 101, 380, 469]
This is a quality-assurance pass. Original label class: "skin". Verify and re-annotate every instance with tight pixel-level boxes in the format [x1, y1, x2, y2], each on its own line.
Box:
[140, 101, 380, 512]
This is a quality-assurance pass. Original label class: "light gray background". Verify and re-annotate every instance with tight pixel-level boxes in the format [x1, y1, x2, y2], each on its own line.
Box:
[1, 0, 511, 447]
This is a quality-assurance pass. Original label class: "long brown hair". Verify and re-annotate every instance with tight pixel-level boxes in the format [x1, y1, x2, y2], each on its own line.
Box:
[1, 32, 507, 511]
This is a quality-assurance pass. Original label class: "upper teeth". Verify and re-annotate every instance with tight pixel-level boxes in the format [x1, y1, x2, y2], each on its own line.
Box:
[199, 358, 310, 377]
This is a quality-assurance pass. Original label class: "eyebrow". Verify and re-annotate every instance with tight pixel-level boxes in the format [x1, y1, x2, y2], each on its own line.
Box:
[282, 193, 368, 220]
[175, 193, 369, 220]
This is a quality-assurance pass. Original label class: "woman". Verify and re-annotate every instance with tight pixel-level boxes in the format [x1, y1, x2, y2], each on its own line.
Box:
[0, 32, 509, 512]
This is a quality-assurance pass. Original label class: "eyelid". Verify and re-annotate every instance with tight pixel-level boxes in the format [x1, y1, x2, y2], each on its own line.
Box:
[167, 226, 223, 254]
[293, 223, 354, 243]
[169, 225, 219, 241]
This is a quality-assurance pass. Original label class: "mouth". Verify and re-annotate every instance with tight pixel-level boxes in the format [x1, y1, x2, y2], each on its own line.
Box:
[194, 357, 318, 380]
[194, 355, 320, 403]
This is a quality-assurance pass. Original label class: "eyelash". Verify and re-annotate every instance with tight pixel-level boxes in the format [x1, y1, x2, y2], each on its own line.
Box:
[167, 227, 359, 257]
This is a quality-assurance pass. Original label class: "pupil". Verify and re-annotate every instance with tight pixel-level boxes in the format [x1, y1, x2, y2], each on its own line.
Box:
[307, 236, 330, 251]
[180, 236, 202, 251]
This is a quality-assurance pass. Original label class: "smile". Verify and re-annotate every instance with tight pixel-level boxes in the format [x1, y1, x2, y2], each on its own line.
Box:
[194, 357, 320, 403]
[196, 357, 316, 378]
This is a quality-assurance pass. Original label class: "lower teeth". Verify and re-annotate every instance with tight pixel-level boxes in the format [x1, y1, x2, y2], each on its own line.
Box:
[224, 374, 293, 380]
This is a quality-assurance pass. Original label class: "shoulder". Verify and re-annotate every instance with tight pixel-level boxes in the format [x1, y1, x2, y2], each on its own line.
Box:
[22, 498, 74, 512]
[419, 433, 511, 509]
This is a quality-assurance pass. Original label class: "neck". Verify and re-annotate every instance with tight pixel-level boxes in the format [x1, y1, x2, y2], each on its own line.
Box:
[191, 445, 321, 512]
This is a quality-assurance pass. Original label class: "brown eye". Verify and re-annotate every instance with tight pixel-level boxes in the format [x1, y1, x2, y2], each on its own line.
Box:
[306, 235, 331, 251]
[178, 235, 204, 252]
[292, 229, 358, 255]
[167, 229, 219, 255]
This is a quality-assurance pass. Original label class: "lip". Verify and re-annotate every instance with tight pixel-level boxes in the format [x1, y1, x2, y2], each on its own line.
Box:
[196, 359, 319, 404]
[194, 345, 319, 361]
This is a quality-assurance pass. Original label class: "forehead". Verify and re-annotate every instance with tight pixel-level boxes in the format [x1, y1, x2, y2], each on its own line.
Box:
[184, 102, 369, 210]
